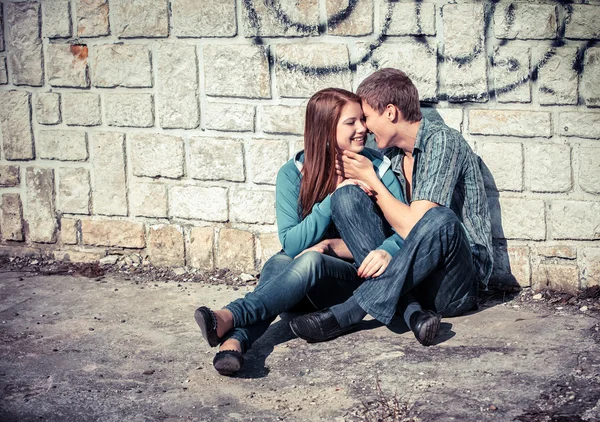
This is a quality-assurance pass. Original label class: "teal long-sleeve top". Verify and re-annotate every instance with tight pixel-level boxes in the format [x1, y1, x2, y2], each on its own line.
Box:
[276, 147, 406, 258]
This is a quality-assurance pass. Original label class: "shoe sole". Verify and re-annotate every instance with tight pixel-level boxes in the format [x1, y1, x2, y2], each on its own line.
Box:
[194, 307, 219, 347]
[416, 313, 442, 346]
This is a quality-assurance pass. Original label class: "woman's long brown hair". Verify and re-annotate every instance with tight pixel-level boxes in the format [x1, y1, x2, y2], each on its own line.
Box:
[299, 88, 361, 219]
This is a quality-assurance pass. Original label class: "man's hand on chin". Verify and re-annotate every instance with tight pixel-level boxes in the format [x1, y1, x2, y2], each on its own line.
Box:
[335, 150, 377, 185]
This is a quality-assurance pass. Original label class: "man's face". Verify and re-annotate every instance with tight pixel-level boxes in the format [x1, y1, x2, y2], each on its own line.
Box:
[335, 101, 367, 153]
[361, 100, 395, 149]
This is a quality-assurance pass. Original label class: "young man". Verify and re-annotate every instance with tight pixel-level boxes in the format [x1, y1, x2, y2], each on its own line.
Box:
[289, 68, 493, 346]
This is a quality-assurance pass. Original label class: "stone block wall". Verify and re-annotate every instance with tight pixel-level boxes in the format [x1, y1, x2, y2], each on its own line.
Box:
[0, 0, 599, 292]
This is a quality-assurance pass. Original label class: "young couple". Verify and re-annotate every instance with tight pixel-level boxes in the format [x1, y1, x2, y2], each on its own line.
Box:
[195, 68, 493, 376]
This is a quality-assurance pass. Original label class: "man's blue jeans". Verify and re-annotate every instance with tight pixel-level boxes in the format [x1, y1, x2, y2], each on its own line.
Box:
[331, 185, 478, 325]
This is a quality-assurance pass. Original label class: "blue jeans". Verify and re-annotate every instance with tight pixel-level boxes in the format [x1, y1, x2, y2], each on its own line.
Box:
[332, 185, 478, 325]
[224, 250, 361, 352]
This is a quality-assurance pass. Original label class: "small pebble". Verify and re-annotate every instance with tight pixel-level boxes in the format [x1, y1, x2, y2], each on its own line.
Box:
[489, 404, 497, 411]
[532, 293, 543, 300]
[143, 370, 155, 375]
[580, 306, 588, 312]
[88, 327, 94, 331]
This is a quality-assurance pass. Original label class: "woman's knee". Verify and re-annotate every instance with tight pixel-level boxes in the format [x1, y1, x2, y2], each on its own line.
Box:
[293, 251, 325, 271]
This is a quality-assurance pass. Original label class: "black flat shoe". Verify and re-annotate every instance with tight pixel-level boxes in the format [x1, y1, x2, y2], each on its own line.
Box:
[194, 306, 221, 347]
[409, 310, 442, 346]
[289, 308, 355, 343]
[213, 350, 244, 376]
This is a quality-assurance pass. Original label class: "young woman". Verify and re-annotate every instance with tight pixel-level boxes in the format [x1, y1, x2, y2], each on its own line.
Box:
[194, 88, 406, 376]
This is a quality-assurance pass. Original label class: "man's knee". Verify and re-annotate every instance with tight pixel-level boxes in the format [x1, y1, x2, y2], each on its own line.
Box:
[331, 184, 371, 219]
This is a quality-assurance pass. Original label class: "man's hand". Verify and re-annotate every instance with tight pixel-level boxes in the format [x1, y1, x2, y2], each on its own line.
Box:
[358, 249, 392, 278]
[336, 150, 378, 186]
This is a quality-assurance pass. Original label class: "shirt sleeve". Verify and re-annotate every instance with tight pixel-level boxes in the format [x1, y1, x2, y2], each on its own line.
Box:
[377, 167, 405, 255]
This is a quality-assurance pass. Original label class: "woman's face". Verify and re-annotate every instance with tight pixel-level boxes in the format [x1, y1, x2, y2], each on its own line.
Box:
[335, 101, 367, 153]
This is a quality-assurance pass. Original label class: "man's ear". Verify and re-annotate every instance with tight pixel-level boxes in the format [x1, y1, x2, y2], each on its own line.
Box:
[385, 104, 398, 122]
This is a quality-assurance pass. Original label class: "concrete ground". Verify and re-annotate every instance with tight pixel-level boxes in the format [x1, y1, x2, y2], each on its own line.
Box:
[0, 270, 599, 422]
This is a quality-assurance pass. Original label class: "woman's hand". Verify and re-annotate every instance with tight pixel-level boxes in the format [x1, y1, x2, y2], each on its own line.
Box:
[335, 178, 374, 196]
[357, 249, 392, 278]
[295, 239, 331, 259]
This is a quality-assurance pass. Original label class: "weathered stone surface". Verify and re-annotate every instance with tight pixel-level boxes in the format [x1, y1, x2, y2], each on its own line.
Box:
[494, 3, 557, 39]
[0, 166, 20, 187]
[204, 103, 255, 132]
[130, 133, 184, 179]
[63, 93, 101, 126]
[580, 248, 600, 288]
[491, 197, 546, 240]
[105, 93, 154, 128]
[54, 249, 105, 263]
[25, 167, 57, 243]
[565, 5, 600, 39]
[91, 44, 152, 88]
[242, 0, 318, 37]
[187, 226, 214, 269]
[536, 47, 579, 105]
[189, 137, 244, 182]
[204, 44, 271, 99]
[582, 47, 600, 107]
[276, 44, 350, 98]
[491, 241, 530, 288]
[157, 43, 200, 129]
[435, 109, 463, 132]
[58, 167, 90, 215]
[441, 57, 488, 102]
[537, 246, 577, 260]
[551, 201, 600, 240]
[47, 44, 89, 88]
[38, 130, 87, 161]
[0, 5, 4, 52]
[257, 232, 282, 269]
[130, 181, 167, 218]
[579, 147, 600, 194]
[528, 144, 571, 193]
[0, 90, 34, 160]
[216, 229, 255, 272]
[169, 186, 228, 222]
[6, 2, 43, 86]
[0, 57, 7, 84]
[259, 105, 304, 135]
[112, 0, 168, 38]
[469, 110, 552, 138]
[381, 1, 435, 36]
[173, 0, 236, 37]
[42, 0, 71, 38]
[507, 245, 531, 287]
[81, 219, 145, 248]
[478, 142, 523, 192]
[60, 218, 78, 245]
[327, 0, 373, 36]
[35, 92, 61, 125]
[1, 194, 24, 241]
[492, 45, 531, 103]
[533, 264, 579, 293]
[230, 189, 276, 224]
[76, 0, 109, 37]
[90, 132, 127, 216]
[559, 112, 600, 139]
[148, 225, 185, 267]
[250, 139, 289, 185]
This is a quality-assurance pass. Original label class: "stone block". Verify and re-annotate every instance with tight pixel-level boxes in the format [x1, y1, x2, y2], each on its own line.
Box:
[250, 139, 289, 185]
[173, 0, 236, 38]
[579, 248, 600, 288]
[35, 92, 61, 125]
[559, 112, 600, 139]
[478, 142, 523, 192]
[158, 43, 200, 129]
[507, 245, 531, 287]
[25, 167, 57, 243]
[0, 57, 7, 84]
[381, 1, 435, 36]
[91, 44, 152, 88]
[130, 181, 167, 218]
[242, 0, 318, 37]
[494, 3, 557, 39]
[492, 45, 531, 103]
[60, 217, 78, 245]
[90, 132, 127, 216]
[257, 232, 282, 270]
[582, 47, 600, 107]
[130, 133, 184, 179]
[217, 229, 255, 273]
[440, 57, 488, 103]
[169, 186, 228, 222]
[204, 44, 271, 99]
[189, 137, 245, 182]
[42, 0, 71, 38]
[105, 93, 154, 128]
[327, 0, 373, 36]
[230, 189, 276, 224]
[435, 109, 463, 132]
[37, 130, 88, 161]
[491, 197, 546, 240]
[112, 0, 168, 38]
[0, 90, 34, 160]
[63, 93, 101, 126]
[204, 103, 255, 132]
[535, 47, 579, 105]
[148, 225, 185, 267]
[490, 241, 530, 289]
[537, 246, 577, 260]
[6, 2, 43, 86]
[565, 5, 600, 39]
[54, 249, 104, 264]
[0, 165, 20, 187]
[76, 0, 109, 37]
[0, 5, 4, 51]
[275, 44, 350, 98]
[81, 219, 145, 248]
[469, 110, 552, 138]
[551, 201, 600, 240]
[58, 167, 90, 215]
[1, 194, 24, 241]
[259, 105, 305, 135]
[533, 264, 579, 293]
[527, 144, 571, 193]
[187, 226, 214, 269]
[47, 44, 89, 88]
[579, 147, 600, 194]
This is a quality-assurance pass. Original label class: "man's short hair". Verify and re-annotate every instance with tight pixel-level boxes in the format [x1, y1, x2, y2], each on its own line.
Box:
[357, 68, 422, 123]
